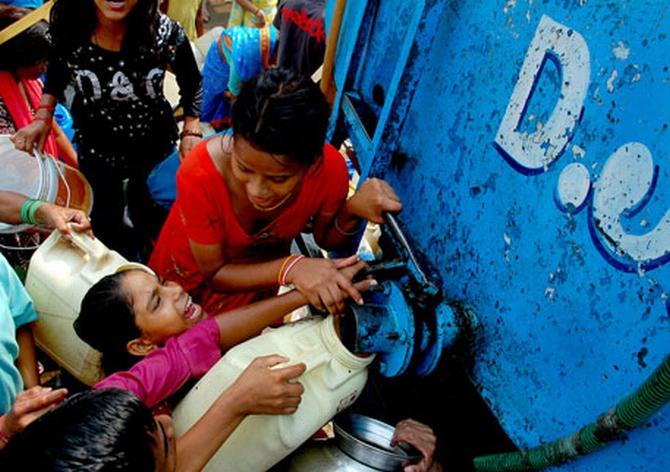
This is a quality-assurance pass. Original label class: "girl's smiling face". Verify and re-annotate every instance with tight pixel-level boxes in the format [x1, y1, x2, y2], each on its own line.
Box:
[93, 0, 139, 23]
[121, 270, 204, 345]
[231, 136, 309, 212]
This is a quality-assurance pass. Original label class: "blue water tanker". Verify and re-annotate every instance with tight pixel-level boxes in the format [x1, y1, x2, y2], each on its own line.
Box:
[324, 1, 670, 470]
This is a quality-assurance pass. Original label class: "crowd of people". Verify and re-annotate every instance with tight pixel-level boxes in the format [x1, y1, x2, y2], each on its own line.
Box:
[0, 0, 443, 470]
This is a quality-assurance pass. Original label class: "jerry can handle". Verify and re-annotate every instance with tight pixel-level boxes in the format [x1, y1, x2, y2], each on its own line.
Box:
[269, 349, 329, 377]
[274, 349, 332, 448]
[67, 227, 108, 262]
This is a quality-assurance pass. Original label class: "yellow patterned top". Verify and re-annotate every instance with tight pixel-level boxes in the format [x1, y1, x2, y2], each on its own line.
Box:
[227, 0, 277, 29]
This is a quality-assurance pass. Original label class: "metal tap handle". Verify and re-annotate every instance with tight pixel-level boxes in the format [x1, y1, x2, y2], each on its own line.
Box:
[383, 212, 430, 286]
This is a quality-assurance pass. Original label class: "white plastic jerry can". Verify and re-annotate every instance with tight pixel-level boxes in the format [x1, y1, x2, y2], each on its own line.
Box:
[172, 316, 374, 472]
[25, 230, 128, 385]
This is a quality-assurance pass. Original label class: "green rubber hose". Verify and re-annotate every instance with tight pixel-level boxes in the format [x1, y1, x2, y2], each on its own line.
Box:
[473, 355, 670, 471]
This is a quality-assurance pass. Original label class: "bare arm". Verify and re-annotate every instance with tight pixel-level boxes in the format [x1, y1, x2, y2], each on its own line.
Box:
[233, 0, 266, 25]
[312, 203, 352, 251]
[234, 0, 259, 12]
[196, 0, 207, 37]
[15, 325, 39, 389]
[214, 290, 306, 350]
[189, 238, 285, 292]
[0, 191, 91, 234]
[213, 266, 376, 350]
[190, 230, 371, 313]
[179, 116, 202, 161]
[12, 93, 58, 154]
[0, 191, 28, 225]
[51, 120, 78, 167]
[314, 178, 403, 249]
[176, 356, 305, 472]
[191, 233, 371, 314]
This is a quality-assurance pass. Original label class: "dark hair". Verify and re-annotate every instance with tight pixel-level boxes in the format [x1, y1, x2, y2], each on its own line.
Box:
[0, 6, 50, 70]
[49, 0, 158, 55]
[74, 272, 141, 375]
[232, 67, 330, 166]
[0, 388, 157, 471]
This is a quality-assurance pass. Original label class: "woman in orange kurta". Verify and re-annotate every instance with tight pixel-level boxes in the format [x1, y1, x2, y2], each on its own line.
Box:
[149, 68, 402, 315]
[150, 137, 349, 314]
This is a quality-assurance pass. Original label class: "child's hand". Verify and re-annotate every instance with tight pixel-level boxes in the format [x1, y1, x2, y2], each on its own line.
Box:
[286, 255, 365, 314]
[391, 419, 443, 472]
[233, 355, 305, 415]
[345, 178, 402, 224]
[0, 386, 68, 440]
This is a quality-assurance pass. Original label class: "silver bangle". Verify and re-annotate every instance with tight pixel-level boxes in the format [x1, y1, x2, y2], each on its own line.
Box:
[334, 215, 362, 236]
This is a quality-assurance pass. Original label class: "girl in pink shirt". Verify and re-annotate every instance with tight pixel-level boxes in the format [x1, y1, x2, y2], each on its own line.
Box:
[75, 260, 374, 408]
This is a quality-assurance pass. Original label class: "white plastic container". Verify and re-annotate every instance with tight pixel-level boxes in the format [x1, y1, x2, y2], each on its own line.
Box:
[172, 316, 374, 472]
[25, 230, 127, 385]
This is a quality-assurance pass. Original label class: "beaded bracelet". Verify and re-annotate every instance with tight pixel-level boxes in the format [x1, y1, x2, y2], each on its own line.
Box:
[281, 255, 305, 286]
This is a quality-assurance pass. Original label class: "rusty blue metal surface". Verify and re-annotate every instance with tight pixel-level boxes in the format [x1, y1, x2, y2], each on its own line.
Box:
[329, 1, 670, 470]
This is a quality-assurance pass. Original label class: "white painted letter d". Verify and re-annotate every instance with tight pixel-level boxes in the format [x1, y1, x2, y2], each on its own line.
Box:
[495, 15, 590, 173]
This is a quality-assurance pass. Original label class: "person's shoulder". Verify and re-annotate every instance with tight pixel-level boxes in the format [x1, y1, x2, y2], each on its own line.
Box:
[178, 138, 226, 188]
[157, 12, 181, 31]
[180, 139, 212, 174]
[156, 13, 187, 46]
[321, 143, 347, 172]
[306, 144, 348, 196]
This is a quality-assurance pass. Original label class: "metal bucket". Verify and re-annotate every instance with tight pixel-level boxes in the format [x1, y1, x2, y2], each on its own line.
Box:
[0, 135, 92, 234]
[287, 414, 421, 472]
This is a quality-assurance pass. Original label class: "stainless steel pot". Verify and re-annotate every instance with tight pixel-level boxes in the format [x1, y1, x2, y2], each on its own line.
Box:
[288, 414, 421, 471]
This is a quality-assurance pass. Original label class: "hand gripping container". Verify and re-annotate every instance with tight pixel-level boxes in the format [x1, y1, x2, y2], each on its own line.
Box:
[25, 230, 127, 385]
[172, 315, 374, 472]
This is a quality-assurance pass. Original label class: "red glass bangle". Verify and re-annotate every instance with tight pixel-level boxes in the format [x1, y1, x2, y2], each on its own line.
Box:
[37, 104, 55, 113]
